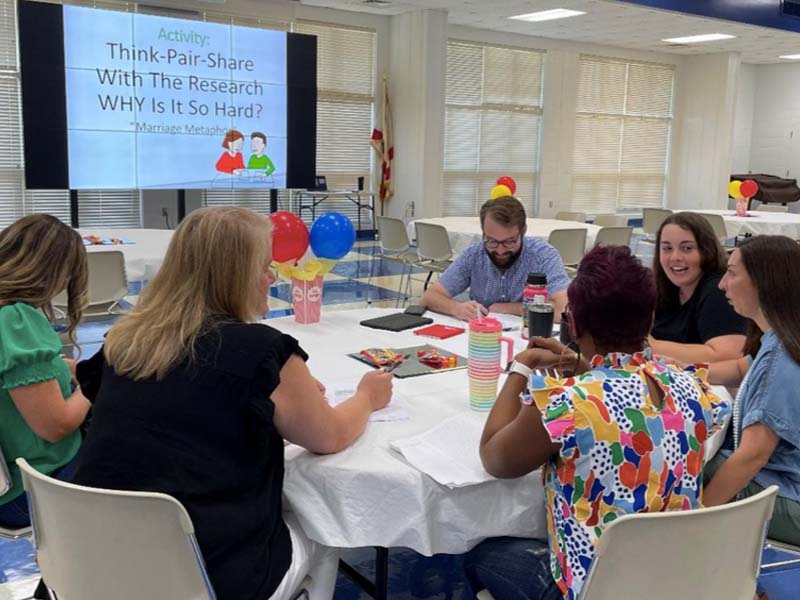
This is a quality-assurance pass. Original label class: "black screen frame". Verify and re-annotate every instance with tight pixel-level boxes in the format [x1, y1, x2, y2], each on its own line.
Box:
[18, 1, 317, 192]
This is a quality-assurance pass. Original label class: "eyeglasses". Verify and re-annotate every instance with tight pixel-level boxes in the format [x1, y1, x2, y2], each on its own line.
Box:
[483, 235, 520, 250]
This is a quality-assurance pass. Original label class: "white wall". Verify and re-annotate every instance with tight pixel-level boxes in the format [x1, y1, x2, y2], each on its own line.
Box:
[749, 63, 800, 181]
[668, 53, 740, 210]
[731, 62, 756, 174]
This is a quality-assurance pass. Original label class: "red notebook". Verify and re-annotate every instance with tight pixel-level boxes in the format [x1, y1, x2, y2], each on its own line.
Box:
[413, 324, 465, 340]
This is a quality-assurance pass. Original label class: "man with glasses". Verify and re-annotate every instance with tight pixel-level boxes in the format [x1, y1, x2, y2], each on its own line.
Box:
[421, 196, 569, 321]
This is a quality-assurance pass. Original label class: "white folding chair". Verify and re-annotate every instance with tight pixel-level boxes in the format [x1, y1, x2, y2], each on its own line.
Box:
[593, 214, 628, 227]
[580, 485, 778, 600]
[17, 457, 217, 600]
[0, 447, 32, 540]
[370, 217, 418, 307]
[53, 250, 129, 316]
[413, 221, 454, 296]
[477, 486, 778, 600]
[637, 207, 673, 251]
[696, 212, 729, 245]
[593, 226, 633, 248]
[555, 211, 587, 223]
[548, 228, 587, 275]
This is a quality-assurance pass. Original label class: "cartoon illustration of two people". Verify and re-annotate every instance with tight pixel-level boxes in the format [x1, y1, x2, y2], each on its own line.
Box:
[215, 129, 276, 177]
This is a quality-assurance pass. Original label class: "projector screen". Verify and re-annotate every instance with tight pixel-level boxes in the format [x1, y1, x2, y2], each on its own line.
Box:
[18, 1, 317, 190]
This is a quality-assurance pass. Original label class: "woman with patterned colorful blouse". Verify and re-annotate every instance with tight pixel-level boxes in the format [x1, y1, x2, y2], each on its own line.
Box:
[0, 214, 90, 529]
[465, 245, 729, 600]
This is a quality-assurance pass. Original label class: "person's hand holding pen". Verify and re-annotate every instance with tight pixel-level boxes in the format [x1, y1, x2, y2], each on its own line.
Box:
[454, 300, 489, 322]
[356, 369, 393, 411]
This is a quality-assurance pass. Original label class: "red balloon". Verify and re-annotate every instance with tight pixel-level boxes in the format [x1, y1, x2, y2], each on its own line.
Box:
[496, 176, 517, 195]
[269, 211, 309, 263]
[740, 179, 759, 199]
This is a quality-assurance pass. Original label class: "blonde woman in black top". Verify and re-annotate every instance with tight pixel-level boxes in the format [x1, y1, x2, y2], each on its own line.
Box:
[74, 206, 392, 600]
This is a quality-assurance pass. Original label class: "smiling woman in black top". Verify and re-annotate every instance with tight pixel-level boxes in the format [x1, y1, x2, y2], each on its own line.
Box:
[73, 206, 392, 600]
[649, 212, 746, 363]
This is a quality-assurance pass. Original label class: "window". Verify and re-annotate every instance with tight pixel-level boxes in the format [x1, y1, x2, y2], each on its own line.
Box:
[294, 21, 375, 227]
[570, 55, 675, 214]
[443, 40, 544, 217]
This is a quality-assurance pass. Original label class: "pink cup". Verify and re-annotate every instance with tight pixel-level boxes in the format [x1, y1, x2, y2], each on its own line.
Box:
[292, 275, 323, 324]
[468, 317, 514, 411]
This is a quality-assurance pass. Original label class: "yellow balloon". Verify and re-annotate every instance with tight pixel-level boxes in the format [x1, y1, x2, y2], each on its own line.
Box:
[727, 180, 743, 200]
[490, 184, 512, 200]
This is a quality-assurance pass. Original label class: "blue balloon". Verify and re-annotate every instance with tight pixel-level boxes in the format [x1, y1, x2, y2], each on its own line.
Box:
[309, 212, 356, 260]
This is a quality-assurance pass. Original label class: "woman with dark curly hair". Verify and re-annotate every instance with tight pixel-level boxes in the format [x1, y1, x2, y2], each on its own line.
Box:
[465, 245, 729, 600]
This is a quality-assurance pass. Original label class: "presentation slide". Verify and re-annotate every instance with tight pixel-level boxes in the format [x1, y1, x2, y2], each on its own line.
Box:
[62, 6, 288, 189]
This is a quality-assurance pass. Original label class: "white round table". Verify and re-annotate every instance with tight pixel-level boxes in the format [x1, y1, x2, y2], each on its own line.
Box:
[79, 228, 173, 281]
[687, 210, 800, 240]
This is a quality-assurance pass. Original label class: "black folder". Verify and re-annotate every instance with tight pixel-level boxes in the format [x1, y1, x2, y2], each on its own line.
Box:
[359, 313, 433, 332]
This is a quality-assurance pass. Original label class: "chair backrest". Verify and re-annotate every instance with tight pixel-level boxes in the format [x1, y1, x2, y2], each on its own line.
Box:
[593, 214, 628, 227]
[377, 216, 411, 254]
[53, 250, 128, 308]
[594, 226, 633, 248]
[17, 458, 216, 600]
[642, 208, 673, 236]
[581, 485, 778, 600]
[548, 229, 587, 266]
[414, 222, 453, 262]
[0, 445, 10, 497]
[756, 204, 789, 213]
[697, 212, 728, 243]
[555, 211, 587, 223]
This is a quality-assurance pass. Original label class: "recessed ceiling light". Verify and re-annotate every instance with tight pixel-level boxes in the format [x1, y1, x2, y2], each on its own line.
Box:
[662, 33, 735, 44]
[779, 54, 800, 59]
[509, 9, 586, 22]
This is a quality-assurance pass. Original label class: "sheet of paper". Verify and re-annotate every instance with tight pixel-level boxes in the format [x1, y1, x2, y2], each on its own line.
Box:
[327, 383, 410, 422]
[389, 414, 494, 488]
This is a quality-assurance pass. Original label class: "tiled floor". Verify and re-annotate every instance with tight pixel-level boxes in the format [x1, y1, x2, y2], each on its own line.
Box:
[2, 235, 797, 600]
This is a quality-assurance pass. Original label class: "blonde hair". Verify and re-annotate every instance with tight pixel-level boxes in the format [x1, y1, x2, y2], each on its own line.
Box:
[105, 206, 271, 381]
[0, 214, 88, 345]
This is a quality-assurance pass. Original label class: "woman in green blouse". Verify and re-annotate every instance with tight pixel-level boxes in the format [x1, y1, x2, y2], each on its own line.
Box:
[0, 214, 90, 528]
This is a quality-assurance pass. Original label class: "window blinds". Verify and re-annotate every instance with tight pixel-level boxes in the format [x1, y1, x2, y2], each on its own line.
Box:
[294, 21, 375, 229]
[443, 40, 543, 217]
[571, 55, 674, 214]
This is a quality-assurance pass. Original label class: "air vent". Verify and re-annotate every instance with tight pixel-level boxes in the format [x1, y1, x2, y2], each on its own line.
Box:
[782, 0, 800, 18]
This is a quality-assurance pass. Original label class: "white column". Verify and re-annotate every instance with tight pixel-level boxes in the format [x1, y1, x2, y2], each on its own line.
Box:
[537, 50, 579, 218]
[385, 9, 448, 220]
[668, 52, 741, 210]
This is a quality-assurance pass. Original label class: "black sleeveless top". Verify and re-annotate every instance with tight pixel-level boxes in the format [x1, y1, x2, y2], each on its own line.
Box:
[73, 321, 306, 600]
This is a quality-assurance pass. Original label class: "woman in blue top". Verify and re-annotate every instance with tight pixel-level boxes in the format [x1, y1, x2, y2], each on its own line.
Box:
[0, 214, 91, 528]
[704, 235, 800, 545]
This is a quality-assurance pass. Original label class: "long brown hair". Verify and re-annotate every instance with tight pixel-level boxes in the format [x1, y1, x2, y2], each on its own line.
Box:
[737, 235, 800, 364]
[654, 212, 727, 309]
[104, 206, 271, 381]
[0, 214, 88, 345]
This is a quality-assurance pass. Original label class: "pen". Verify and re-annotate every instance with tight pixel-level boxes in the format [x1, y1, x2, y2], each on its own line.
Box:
[384, 354, 410, 373]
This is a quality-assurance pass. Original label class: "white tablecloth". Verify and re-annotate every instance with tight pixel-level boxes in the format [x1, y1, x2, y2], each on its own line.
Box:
[407, 217, 601, 255]
[274, 308, 731, 556]
[687, 209, 800, 240]
[79, 228, 173, 282]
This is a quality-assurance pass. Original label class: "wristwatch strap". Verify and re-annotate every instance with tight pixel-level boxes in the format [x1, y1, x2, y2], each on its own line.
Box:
[508, 360, 533, 379]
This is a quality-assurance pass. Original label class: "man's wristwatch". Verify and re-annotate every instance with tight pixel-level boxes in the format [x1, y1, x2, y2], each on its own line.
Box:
[508, 360, 533, 379]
